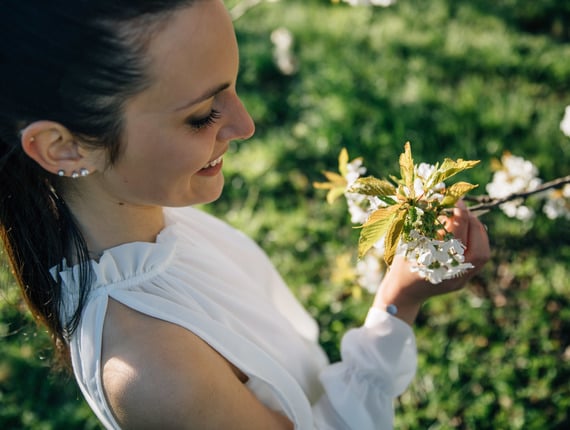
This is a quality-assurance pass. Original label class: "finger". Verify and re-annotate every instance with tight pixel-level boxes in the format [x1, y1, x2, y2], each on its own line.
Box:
[445, 201, 470, 243]
[464, 213, 491, 271]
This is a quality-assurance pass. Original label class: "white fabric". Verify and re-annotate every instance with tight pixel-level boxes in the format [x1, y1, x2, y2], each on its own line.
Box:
[56, 206, 417, 429]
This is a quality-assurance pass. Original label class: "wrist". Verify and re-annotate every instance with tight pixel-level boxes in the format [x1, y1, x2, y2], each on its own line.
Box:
[372, 297, 421, 326]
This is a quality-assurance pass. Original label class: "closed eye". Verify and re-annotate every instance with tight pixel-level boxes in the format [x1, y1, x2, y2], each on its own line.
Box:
[187, 109, 221, 130]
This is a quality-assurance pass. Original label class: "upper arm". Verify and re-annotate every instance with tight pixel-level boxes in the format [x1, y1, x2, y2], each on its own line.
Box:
[101, 299, 294, 430]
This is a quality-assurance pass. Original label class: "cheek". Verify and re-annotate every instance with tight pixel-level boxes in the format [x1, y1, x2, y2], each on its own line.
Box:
[140, 141, 214, 193]
[124, 129, 194, 169]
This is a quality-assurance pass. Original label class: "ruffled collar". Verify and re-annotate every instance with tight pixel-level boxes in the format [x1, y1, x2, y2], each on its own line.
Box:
[53, 210, 180, 323]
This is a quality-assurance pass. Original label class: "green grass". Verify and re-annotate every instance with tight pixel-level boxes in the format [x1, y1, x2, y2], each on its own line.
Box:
[2, 0, 570, 428]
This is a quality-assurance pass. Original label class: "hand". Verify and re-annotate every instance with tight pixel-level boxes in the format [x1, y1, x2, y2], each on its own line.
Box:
[372, 201, 491, 325]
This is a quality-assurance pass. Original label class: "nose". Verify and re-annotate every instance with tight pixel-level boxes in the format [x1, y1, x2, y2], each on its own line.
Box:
[218, 92, 255, 142]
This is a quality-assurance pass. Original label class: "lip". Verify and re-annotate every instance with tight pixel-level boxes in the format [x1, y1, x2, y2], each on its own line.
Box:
[196, 151, 226, 177]
[204, 154, 223, 168]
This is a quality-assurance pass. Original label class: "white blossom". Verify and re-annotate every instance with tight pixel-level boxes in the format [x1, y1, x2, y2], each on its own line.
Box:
[543, 184, 570, 220]
[399, 230, 474, 284]
[486, 153, 541, 221]
[413, 177, 425, 198]
[346, 194, 370, 224]
[561, 105, 570, 137]
[355, 250, 385, 293]
[270, 28, 298, 75]
[345, 158, 366, 186]
[343, 158, 371, 224]
[416, 162, 436, 180]
[367, 195, 388, 212]
[406, 162, 447, 203]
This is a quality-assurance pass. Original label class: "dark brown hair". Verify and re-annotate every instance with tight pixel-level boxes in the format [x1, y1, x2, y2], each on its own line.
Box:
[0, 0, 197, 365]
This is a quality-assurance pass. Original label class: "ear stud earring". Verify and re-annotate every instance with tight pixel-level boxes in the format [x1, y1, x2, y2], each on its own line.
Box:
[70, 168, 90, 179]
[57, 169, 65, 177]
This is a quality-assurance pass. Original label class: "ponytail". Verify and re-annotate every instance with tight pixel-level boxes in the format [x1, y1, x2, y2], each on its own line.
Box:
[0, 134, 92, 364]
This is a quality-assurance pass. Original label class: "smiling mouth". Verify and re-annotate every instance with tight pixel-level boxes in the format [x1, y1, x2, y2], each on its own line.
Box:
[202, 155, 223, 169]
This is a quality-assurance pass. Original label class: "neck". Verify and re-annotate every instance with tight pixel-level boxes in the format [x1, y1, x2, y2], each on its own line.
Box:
[62, 184, 166, 258]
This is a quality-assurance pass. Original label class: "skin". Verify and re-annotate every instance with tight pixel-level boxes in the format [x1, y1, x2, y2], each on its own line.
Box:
[22, 0, 255, 257]
[20, 0, 490, 427]
[374, 201, 490, 325]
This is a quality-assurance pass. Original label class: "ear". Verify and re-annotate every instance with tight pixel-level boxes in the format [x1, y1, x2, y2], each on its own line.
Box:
[20, 121, 99, 177]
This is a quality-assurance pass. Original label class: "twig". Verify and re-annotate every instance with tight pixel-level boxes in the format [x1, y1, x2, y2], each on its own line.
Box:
[465, 175, 570, 213]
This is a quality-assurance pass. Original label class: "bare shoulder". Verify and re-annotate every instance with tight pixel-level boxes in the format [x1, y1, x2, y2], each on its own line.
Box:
[101, 299, 293, 430]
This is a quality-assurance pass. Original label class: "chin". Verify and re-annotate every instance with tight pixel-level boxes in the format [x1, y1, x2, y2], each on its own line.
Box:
[186, 179, 225, 206]
[201, 190, 224, 205]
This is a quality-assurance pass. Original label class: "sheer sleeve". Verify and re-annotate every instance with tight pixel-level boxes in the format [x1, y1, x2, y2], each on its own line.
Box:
[311, 307, 417, 429]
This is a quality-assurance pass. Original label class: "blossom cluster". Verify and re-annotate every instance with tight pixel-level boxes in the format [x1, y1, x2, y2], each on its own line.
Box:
[543, 184, 570, 220]
[486, 152, 570, 221]
[400, 231, 474, 284]
[485, 152, 541, 221]
[315, 143, 480, 285]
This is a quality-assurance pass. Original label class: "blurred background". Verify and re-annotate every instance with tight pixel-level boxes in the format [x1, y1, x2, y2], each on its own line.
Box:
[1, 0, 569, 428]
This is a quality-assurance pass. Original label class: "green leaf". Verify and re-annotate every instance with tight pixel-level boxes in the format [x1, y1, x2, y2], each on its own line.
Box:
[348, 176, 397, 197]
[357, 205, 400, 258]
[434, 158, 480, 184]
[399, 142, 415, 195]
[441, 182, 479, 207]
[384, 208, 407, 266]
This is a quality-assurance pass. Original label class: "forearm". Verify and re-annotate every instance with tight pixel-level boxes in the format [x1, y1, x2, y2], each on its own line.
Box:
[372, 258, 426, 326]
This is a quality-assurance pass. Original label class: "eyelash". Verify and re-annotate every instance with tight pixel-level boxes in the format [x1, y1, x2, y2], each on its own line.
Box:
[187, 109, 221, 130]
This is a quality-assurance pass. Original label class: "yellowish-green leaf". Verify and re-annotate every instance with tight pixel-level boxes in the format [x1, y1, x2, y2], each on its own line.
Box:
[348, 177, 396, 197]
[441, 182, 479, 207]
[434, 158, 480, 184]
[324, 170, 347, 185]
[326, 187, 347, 204]
[313, 170, 348, 204]
[384, 208, 407, 266]
[313, 182, 332, 190]
[338, 148, 349, 178]
[399, 142, 415, 194]
[313, 171, 346, 189]
[362, 204, 400, 228]
[357, 205, 400, 258]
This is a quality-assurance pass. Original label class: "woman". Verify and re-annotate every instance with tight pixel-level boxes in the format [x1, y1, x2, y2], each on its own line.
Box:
[0, 0, 490, 428]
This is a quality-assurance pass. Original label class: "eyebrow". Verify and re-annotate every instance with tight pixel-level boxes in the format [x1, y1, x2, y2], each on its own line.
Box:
[174, 82, 231, 112]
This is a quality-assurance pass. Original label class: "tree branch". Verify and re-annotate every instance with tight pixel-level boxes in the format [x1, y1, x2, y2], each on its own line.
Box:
[464, 174, 570, 213]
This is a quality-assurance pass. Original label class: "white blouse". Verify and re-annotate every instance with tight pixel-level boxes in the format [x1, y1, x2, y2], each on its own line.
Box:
[56, 207, 417, 429]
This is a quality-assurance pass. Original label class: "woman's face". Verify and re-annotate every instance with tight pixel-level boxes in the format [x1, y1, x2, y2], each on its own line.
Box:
[90, 0, 254, 208]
